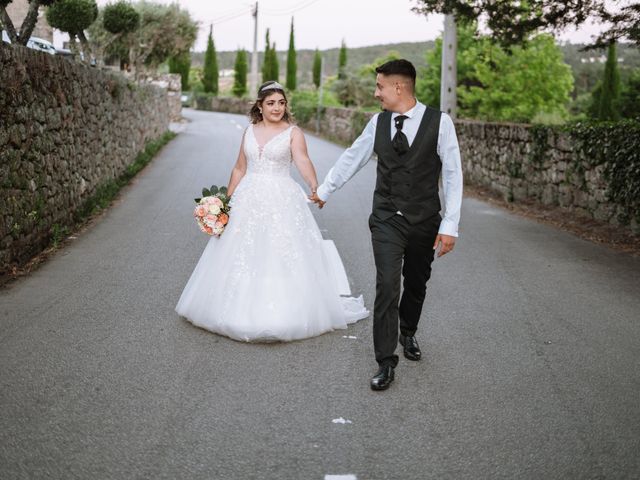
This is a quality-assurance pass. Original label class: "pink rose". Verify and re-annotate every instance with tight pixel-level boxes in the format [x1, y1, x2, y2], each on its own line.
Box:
[195, 205, 207, 217]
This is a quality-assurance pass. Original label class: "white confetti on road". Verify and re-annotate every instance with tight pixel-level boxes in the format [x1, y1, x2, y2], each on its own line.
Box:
[332, 417, 353, 424]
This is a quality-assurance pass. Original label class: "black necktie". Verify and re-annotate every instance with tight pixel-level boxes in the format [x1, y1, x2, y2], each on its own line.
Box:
[392, 115, 410, 155]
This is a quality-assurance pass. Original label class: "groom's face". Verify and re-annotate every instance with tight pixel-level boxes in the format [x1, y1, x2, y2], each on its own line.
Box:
[374, 74, 404, 112]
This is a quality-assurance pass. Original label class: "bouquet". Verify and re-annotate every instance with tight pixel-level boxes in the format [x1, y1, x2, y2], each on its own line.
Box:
[193, 185, 231, 236]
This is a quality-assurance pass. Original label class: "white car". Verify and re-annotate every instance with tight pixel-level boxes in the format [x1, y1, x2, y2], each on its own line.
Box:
[2, 30, 11, 43]
[26, 37, 57, 55]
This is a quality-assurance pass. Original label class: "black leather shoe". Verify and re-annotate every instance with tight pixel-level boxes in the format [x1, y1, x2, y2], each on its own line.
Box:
[399, 334, 421, 361]
[370, 365, 394, 391]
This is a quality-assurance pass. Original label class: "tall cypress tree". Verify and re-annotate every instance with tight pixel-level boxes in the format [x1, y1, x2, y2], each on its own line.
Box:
[262, 29, 273, 83]
[312, 48, 322, 88]
[233, 48, 248, 97]
[597, 41, 621, 121]
[338, 39, 347, 80]
[203, 26, 219, 94]
[286, 17, 297, 90]
[271, 42, 279, 82]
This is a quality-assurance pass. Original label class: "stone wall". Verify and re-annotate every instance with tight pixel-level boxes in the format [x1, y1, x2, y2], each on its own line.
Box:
[194, 97, 635, 232]
[454, 120, 631, 227]
[0, 43, 172, 273]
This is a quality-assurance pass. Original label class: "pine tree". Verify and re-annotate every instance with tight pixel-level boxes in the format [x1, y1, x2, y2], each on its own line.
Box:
[312, 48, 322, 88]
[338, 39, 347, 80]
[203, 26, 219, 94]
[597, 41, 621, 121]
[286, 17, 297, 90]
[233, 49, 248, 97]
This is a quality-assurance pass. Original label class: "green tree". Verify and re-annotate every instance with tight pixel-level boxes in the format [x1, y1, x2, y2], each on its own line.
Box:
[0, 0, 57, 45]
[338, 39, 347, 79]
[232, 48, 248, 97]
[262, 29, 273, 82]
[46, 0, 98, 63]
[101, 0, 139, 69]
[103, 0, 138, 34]
[88, 2, 197, 75]
[262, 28, 279, 82]
[312, 48, 322, 88]
[202, 26, 219, 94]
[286, 17, 297, 90]
[596, 42, 621, 121]
[168, 51, 191, 90]
[416, 23, 483, 109]
[620, 69, 640, 119]
[416, 25, 574, 123]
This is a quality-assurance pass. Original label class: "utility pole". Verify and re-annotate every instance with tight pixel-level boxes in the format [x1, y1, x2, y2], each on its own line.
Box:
[440, 14, 457, 118]
[315, 55, 324, 134]
[250, 2, 259, 95]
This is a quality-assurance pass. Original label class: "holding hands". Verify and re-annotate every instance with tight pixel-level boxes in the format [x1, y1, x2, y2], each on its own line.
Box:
[308, 189, 325, 209]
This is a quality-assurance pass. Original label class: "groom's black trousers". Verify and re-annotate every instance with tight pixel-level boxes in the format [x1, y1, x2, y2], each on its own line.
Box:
[369, 212, 441, 367]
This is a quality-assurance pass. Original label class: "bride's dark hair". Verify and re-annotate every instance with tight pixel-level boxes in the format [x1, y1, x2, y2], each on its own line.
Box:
[249, 81, 293, 124]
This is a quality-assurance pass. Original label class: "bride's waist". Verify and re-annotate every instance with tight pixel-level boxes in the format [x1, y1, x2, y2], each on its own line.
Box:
[245, 168, 291, 178]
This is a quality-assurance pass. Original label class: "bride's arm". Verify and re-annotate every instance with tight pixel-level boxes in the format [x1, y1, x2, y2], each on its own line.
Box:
[227, 131, 248, 197]
[290, 127, 319, 194]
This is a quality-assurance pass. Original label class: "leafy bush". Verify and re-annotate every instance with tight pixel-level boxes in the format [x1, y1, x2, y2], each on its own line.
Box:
[289, 89, 341, 124]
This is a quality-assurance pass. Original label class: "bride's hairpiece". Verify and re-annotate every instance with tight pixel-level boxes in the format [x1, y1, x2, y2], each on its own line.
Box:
[260, 82, 285, 92]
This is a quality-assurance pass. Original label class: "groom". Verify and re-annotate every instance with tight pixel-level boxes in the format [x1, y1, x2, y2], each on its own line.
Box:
[310, 59, 463, 391]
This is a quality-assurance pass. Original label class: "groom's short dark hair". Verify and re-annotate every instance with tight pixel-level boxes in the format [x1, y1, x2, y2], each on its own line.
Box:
[375, 59, 416, 89]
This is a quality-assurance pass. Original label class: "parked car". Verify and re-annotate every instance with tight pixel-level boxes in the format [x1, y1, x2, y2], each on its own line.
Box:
[2, 30, 11, 44]
[26, 36, 57, 55]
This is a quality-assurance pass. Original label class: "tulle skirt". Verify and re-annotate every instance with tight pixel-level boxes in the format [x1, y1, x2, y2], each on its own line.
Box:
[175, 171, 369, 342]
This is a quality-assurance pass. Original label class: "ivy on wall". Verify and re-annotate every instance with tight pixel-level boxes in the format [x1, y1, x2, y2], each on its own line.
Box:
[530, 120, 640, 225]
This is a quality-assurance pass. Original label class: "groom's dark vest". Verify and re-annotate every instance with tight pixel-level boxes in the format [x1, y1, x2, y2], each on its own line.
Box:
[372, 107, 442, 224]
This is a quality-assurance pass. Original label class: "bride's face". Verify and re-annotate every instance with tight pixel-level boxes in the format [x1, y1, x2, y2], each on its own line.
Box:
[261, 93, 287, 123]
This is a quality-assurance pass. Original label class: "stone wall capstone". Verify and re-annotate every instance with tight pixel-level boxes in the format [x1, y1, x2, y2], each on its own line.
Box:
[0, 43, 172, 273]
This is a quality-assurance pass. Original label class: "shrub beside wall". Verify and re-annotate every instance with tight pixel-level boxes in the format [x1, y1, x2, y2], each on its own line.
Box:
[0, 43, 172, 273]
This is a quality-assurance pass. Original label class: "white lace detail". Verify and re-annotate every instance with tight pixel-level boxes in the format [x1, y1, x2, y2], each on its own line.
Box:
[245, 124, 293, 177]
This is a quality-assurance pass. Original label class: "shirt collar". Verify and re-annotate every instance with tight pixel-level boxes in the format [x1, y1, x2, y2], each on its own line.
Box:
[392, 100, 424, 119]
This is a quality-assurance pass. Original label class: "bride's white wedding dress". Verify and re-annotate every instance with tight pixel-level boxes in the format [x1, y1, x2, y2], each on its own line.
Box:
[175, 124, 369, 342]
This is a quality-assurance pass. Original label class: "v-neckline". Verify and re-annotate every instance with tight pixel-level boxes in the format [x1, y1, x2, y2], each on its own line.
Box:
[251, 124, 292, 150]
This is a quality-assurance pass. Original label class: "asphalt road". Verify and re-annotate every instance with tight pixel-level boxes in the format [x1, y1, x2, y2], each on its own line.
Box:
[1, 109, 639, 480]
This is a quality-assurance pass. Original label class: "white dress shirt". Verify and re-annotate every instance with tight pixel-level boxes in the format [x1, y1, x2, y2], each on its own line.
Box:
[317, 101, 463, 237]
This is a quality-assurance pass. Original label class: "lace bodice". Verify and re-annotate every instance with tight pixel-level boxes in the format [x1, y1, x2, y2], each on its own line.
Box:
[244, 124, 294, 177]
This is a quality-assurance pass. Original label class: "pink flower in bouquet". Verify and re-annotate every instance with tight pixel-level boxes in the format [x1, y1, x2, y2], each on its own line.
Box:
[194, 205, 207, 218]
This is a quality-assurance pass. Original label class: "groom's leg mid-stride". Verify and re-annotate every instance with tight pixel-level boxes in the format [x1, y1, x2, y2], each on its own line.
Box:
[369, 213, 440, 391]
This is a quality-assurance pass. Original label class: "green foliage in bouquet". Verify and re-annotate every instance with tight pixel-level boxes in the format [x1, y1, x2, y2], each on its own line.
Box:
[194, 185, 229, 204]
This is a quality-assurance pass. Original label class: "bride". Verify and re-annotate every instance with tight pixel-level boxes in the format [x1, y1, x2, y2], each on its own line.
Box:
[175, 81, 369, 342]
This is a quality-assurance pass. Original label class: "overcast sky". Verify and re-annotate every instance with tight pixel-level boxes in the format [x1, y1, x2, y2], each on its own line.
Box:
[53, 0, 609, 52]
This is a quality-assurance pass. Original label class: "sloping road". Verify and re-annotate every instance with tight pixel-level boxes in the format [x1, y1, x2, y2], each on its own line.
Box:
[1, 109, 639, 479]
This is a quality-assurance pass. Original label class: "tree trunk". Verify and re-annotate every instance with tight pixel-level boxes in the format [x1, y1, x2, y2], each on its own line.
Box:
[0, 7, 18, 43]
[77, 30, 93, 65]
[68, 34, 81, 60]
[17, 0, 41, 45]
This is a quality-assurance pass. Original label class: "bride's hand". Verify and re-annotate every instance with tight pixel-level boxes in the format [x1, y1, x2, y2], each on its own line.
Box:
[308, 192, 325, 209]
